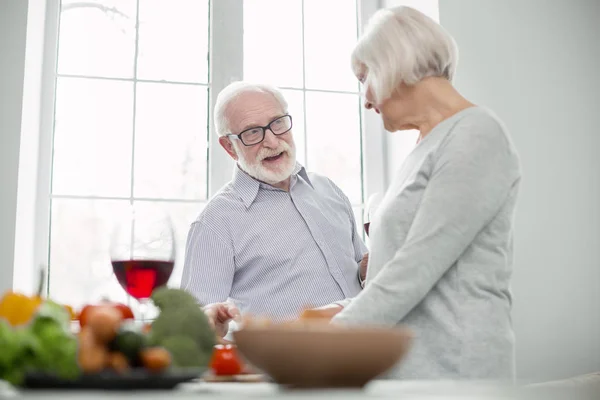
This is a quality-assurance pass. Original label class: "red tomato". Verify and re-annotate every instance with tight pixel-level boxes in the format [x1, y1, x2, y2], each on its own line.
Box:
[111, 302, 134, 321]
[209, 344, 243, 376]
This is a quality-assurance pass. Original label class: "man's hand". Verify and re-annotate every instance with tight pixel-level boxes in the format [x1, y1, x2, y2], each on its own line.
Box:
[202, 302, 242, 338]
[359, 253, 369, 281]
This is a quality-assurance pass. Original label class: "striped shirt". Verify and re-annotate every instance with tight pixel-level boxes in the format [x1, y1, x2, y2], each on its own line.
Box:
[181, 163, 366, 322]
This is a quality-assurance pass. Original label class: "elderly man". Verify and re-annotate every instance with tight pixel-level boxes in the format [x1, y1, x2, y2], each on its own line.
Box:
[180, 81, 367, 331]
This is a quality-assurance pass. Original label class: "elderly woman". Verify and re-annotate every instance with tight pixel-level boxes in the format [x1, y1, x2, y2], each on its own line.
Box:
[320, 6, 522, 381]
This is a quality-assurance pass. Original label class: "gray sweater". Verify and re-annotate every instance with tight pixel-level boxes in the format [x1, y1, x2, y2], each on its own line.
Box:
[332, 107, 521, 381]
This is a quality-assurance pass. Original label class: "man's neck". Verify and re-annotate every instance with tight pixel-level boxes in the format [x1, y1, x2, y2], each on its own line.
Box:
[270, 177, 291, 191]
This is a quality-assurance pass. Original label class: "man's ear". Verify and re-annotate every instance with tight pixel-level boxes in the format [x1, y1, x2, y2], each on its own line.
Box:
[219, 136, 238, 160]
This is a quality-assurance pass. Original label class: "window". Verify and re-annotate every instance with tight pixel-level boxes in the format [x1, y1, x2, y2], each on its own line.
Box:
[243, 0, 365, 233]
[46, 0, 210, 308]
[38, 0, 384, 310]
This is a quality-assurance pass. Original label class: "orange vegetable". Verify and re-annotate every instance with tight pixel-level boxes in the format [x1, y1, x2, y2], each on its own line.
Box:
[108, 352, 130, 373]
[78, 327, 109, 373]
[78, 302, 133, 328]
[86, 306, 122, 343]
[78, 304, 94, 328]
[140, 347, 172, 372]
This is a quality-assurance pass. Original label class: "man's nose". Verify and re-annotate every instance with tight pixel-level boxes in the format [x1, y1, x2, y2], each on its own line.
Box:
[364, 100, 373, 109]
[262, 128, 279, 147]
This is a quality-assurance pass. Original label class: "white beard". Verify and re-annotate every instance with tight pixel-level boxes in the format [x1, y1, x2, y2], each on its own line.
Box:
[235, 140, 297, 185]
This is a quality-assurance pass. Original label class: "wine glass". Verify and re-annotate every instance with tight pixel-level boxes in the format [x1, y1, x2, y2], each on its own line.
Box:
[110, 203, 176, 321]
[364, 193, 384, 237]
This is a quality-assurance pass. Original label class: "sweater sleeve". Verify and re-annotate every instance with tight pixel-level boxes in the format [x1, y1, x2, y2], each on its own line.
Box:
[332, 115, 521, 326]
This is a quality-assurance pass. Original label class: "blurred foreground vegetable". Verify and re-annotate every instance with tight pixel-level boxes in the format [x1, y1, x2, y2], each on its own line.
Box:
[0, 300, 79, 386]
[79, 304, 171, 374]
[0, 293, 42, 327]
[148, 288, 216, 368]
[0, 268, 76, 326]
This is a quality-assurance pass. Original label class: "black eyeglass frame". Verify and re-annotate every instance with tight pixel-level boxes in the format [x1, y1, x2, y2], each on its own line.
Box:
[226, 115, 293, 146]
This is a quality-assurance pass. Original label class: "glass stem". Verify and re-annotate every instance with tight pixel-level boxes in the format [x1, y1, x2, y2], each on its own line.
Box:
[138, 298, 149, 323]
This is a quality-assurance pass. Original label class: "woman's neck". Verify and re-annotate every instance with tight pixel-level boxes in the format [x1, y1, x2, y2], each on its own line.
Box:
[410, 78, 475, 139]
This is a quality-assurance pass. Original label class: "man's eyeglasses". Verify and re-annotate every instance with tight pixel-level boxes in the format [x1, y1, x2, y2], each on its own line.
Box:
[227, 115, 292, 146]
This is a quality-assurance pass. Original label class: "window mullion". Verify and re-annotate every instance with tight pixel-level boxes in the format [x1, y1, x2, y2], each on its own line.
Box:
[207, 0, 244, 197]
[33, 0, 61, 294]
[358, 0, 388, 200]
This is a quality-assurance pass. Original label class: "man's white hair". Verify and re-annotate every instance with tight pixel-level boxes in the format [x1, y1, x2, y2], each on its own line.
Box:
[352, 6, 458, 104]
[214, 81, 289, 137]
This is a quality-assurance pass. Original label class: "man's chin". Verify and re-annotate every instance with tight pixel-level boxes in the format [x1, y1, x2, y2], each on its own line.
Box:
[259, 167, 292, 184]
[259, 160, 296, 184]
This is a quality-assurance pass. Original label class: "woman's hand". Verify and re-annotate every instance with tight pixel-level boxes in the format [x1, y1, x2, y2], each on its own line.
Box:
[299, 304, 344, 322]
[359, 253, 369, 281]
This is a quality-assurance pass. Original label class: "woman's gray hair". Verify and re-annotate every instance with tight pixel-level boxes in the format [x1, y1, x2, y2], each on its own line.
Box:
[214, 81, 289, 137]
[352, 6, 458, 104]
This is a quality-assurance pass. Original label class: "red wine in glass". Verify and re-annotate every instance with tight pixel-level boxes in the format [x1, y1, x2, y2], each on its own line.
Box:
[112, 259, 174, 300]
[110, 204, 176, 320]
[363, 222, 371, 236]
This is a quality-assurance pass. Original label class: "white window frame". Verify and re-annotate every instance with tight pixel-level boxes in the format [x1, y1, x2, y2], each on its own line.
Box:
[21, 0, 388, 291]
[358, 0, 388, 197]
[208, 0, 388, 200]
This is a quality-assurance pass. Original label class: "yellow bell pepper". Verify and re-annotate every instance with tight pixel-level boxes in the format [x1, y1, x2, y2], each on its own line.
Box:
[0, 268, 78, 326]
[0, 291, 42, 326]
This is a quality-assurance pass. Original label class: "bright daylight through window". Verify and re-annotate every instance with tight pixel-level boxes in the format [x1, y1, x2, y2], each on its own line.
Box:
[44, 0, 365, 310]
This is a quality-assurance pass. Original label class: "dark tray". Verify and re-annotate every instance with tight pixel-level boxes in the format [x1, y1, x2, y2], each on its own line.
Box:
[23, 368, 204, 390]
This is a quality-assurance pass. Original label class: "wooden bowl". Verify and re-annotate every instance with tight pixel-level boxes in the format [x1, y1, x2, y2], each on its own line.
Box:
[233, 323, 412, 388]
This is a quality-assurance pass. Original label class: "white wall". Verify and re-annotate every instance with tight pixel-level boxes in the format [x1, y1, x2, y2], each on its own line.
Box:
[438, 0, 600, 382]
[13, 0, 50, 295]
[0, 0, 47, 295]
[381, 0, 600, 382]
[0, 0, 29, 293]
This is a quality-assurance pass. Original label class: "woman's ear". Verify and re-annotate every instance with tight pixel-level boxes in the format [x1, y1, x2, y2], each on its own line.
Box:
[219, 136, 238, 160]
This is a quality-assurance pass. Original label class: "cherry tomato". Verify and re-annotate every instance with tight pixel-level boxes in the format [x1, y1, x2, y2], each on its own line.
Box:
[209, 344, 243, 376]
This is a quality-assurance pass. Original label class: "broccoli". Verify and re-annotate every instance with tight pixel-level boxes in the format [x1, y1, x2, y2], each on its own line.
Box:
[160, 335, 210, 368]
[149, 288, 216, 368]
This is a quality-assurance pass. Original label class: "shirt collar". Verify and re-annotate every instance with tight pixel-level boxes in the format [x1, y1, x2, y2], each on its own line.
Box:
[232, 162, 313, 208]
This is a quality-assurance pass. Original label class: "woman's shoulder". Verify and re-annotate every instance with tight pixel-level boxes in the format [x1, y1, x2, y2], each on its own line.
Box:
[439, 106, 517, 154]
[452, 106, 511, 139]
[432, 106, 521, 179]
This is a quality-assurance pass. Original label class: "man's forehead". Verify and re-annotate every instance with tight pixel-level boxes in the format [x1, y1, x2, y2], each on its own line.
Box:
[234, 90, 273, 103]
[228, 91, 285, 130]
